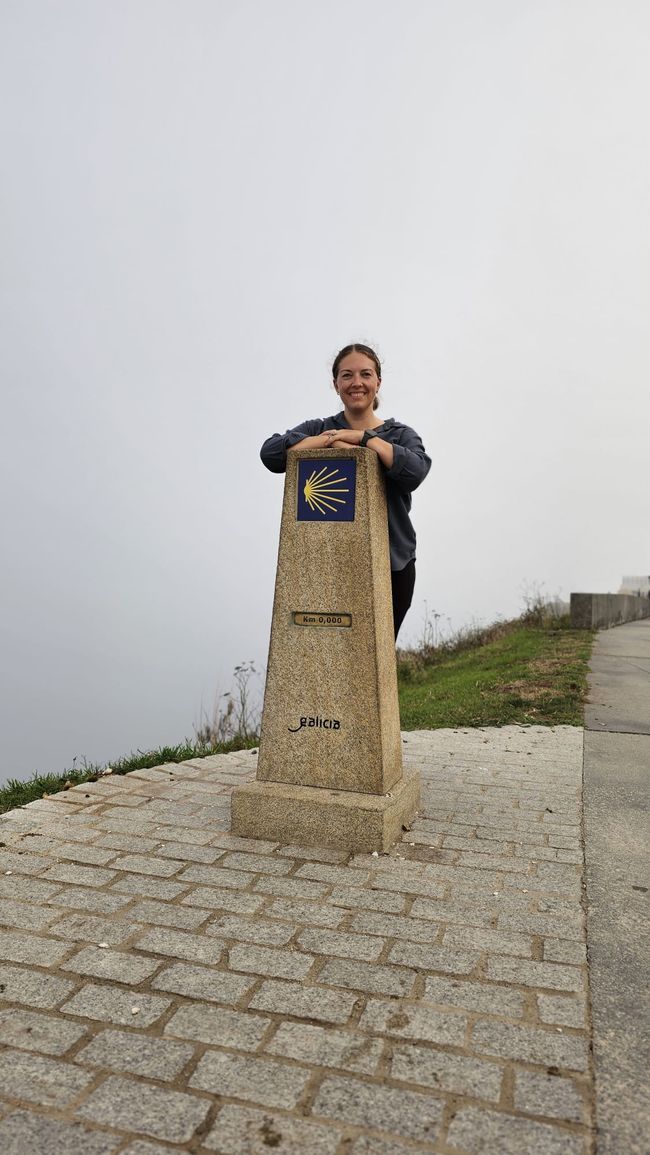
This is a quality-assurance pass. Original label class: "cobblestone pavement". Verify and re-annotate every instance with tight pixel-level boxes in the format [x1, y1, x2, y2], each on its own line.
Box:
[0, 725, 593, 1154]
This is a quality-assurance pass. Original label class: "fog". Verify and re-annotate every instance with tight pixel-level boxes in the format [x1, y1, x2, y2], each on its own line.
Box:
[1, 1, 648, 785]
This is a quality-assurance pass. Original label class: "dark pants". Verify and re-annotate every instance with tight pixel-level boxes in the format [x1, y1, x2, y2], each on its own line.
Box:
[391, 559, 416, 640]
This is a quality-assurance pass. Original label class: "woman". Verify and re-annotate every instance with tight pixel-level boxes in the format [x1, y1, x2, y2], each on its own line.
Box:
[260, 343, 431, 639]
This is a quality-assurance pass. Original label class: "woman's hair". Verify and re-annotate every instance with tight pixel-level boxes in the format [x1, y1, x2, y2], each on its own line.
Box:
[332, 343, 382, 410]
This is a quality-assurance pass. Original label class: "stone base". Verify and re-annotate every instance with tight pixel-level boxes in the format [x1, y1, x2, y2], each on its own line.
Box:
[231, 770, 420, 854]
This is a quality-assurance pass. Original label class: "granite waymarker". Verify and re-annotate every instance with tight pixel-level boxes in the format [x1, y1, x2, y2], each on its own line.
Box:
[232, 448, 420, 850]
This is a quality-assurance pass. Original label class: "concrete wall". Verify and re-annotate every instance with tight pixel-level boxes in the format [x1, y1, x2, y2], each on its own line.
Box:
[570, 592, 650, 630]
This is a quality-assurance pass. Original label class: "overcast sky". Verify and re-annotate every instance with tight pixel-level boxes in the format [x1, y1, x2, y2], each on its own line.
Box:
[1, 0, 648, 786]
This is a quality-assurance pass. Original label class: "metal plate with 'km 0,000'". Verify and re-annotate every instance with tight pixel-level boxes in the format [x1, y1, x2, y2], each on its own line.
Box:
[293, 612, 352, 628]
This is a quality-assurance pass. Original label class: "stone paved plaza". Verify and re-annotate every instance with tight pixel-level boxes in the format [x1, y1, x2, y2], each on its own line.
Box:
[0, 724, 593, 1154]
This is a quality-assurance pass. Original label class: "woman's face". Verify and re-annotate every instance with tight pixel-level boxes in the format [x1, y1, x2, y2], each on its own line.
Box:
[334, 352, 380, 413]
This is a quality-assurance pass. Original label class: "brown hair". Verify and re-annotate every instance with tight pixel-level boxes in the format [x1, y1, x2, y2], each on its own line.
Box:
[332, 343, 382, 410]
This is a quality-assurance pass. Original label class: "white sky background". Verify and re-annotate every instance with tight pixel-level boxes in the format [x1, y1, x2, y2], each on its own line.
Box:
[1, 0, 648, 784]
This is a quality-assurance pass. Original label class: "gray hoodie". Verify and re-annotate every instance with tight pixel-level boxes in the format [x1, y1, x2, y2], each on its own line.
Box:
[260, 412, 431, 571]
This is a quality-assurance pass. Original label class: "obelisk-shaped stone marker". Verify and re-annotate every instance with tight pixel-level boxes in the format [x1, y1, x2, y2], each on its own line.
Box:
[232, 447, 420, 852]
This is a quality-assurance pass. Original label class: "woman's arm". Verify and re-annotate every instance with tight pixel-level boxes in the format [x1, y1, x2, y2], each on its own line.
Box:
[383, 426, 431, 492]
[260, 420, 327, 473]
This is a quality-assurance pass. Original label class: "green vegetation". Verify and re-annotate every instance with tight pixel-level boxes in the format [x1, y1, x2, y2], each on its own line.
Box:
[0, 736, 258, 816]
[397, 613, 594, 729]
[0, 608, 595, 817]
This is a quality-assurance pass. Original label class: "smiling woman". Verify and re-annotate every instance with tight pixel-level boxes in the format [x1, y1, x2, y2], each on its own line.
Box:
[260, 343, 431, 638]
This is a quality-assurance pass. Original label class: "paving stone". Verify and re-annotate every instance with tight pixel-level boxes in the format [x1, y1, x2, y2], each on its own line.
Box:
[443, 925, 533, 958]
[516, 845, 583, 864]
[47, 886, 134, 914]
[177, 864, 255, 889]
[295, 863, 372, 886]
[514, 1068, 586, 1122]
[26, 838, 119, 866]
[128, 898, 211, 929]
[537, 994, 588, 1028]
[486, 956, 585, 991]
[0, 929, 73, 967]
[318, 958, 416, 997]
[77, 1074, 210, 1143]
[94, 833, 159, 853]
[60, 983, 171, 1028]
[391, 1042, 503, 1100]
[446, 1105, 586, 1154]
[189, 1049, 309, 1108]
[41, 863, 117, 887]
[0, 1047, 93, 1106]
[0, 1109, 121, 1155]
[312, 1075, 443, 1142]
[0, 962, 76, 1008]
[250, 980, 358, 1024]
[152, 962, 254, 1005]
[457, 852, 530, 874]
[119, 1144, 177, 1155]
[544, 938, 587, 965]
[497, 910, 584, 939]
[409, 897, 495, 927]
[388, 941, 480, 975]
[135, 926, 225, 964]
[267, 1021, 383, 1074]
[63, 945, 162, 984]
[276, 844, 348, 863]
[348, 1137, 428, 1155]
[359, 998, 466, 1046]
[219, 851, 294, 875]
[253, 876, 331, 899]
[204, 1103, 340, 1154]
[471, 1020, 589, 1071]
[328, 887, 408, 914]
[49, 913, 139, 946]
[111, 875, 189, 900]
[91, 816, 159, 837]
[352, 910, 444, 943]
[423, 975, 525, 1018]
[443, 835, 515, 855]
[371, 874, 447, 898]
[111, 854, 186, 877]
[548, 833, 582, 850]
[296, 927, 384, 961]
[154, 841, 225, 863]
[207, 912, 295, 945]
[0, 851, 50, 875]
[30, 819, 104, 841]
[265, 899, 345, 928]
[0, 898, 59, 931]
[0, 1006, 87, 1055]
[229, 943, 314, 980]
[182, 886, 266, 913]
[76, 1028, 195, 1079]
[504, 871, 582, 897]
[0, 876, 62, 903]
[165, 1003, 270, 1050]
[209, 833, 279, 854]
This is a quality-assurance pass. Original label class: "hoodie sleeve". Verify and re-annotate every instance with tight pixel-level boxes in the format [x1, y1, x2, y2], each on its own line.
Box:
[260, 419, 326, 474]
[383, 424, 431, 493]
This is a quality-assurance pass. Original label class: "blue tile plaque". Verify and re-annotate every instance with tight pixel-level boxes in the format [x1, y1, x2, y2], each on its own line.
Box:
[296, 459, 356, 522]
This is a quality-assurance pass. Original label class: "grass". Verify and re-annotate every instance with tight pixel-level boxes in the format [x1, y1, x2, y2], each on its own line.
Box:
[0, 736, 258, 816]
[0, 609, 595, 817]
[397, 614, 594, 729]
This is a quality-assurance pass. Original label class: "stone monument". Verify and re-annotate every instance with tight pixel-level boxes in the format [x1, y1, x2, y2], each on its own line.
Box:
[231, 447, 420, 852]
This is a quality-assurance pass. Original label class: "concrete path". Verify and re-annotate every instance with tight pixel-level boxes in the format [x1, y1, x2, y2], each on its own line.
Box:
[583, 618, 650, 1155]
[0, 726, 593, 1153]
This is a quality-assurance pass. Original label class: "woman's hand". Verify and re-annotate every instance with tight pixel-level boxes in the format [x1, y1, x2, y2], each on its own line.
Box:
[326, 429, 363, 448]
[287, 429, 363, 452]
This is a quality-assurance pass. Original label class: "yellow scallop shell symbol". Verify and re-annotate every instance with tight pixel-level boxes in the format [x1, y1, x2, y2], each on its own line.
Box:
[303, 466, 350, 515]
